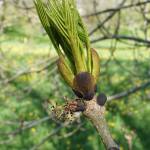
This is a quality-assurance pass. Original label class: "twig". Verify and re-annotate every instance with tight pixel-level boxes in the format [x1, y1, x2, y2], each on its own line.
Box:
[57, 123, 83, 139]
[0, 116, 51, 136]
[0, 58, 57, 85]
[108, 80, 150, 101]
[30, 122, 69, 150]
[84, 98, 119, 150]
[91, 35, 150, 46]
[89, 0, 126, 36]
[84, 1, 150, 17]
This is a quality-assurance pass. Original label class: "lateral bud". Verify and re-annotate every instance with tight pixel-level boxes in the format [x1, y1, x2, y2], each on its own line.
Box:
[96, 93, 107, 106]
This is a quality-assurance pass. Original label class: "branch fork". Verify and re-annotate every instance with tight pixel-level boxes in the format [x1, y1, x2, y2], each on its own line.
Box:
[62, 97, 119, 150]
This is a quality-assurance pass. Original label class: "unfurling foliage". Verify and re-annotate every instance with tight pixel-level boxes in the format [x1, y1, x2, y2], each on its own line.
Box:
[34, 0, 100, 100]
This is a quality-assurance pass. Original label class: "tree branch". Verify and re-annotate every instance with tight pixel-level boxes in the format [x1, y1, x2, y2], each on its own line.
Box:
[91, 35, 150, 46]
[84, 1, 150, 17]
[84, 98, 119, 150]
[0, 58, 57, 85]
[89, 0, 126, 36]
[30, 122, 69, 150]
[108, 80, 150, 101]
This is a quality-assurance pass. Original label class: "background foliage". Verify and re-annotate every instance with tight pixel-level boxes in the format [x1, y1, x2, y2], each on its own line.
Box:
[0, 0, 150, 150]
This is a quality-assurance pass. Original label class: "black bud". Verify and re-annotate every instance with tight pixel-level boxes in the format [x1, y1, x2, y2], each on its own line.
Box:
[97, 93, 107, 106]
[73, 72, 96, 100]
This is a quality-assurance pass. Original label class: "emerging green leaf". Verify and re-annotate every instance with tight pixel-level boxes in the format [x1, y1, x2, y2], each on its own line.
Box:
[34, 0, 92, 74]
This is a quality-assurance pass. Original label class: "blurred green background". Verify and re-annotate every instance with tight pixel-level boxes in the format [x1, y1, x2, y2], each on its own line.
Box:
[0, 0, 150, 150]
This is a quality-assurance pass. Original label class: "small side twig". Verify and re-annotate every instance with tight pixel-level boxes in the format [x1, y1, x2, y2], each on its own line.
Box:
[108, 80, 150, 101]
[30, 122, 69, 150]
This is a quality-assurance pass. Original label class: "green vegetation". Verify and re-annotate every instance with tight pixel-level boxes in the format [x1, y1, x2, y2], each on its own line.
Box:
[0, 23, 150, 150]
[1, 0, 150, 149]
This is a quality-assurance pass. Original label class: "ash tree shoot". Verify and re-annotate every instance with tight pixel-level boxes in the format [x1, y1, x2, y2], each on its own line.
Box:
[34, 0, 119, 150]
